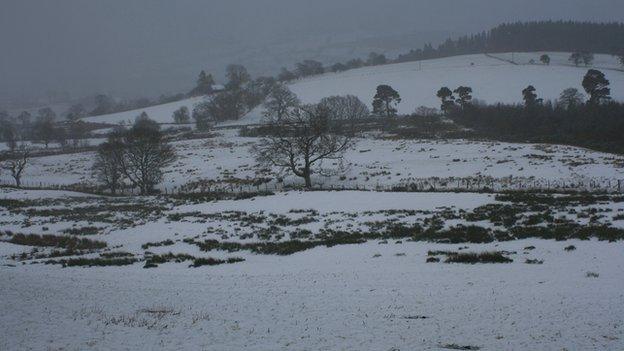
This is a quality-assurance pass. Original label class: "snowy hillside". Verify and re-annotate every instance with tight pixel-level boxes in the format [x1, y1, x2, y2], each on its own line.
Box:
[288, 52, 624, 114]
[80, 52, 624, 126]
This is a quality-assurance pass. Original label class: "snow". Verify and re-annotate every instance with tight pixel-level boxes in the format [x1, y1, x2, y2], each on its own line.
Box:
[82, 96, 207, 126]
[288, 53, 624, 114]
[76, 52, 624, 126]
[1, 239, 623, 350]
[175, 190, 494, 214]
[4, 129, 623, 191]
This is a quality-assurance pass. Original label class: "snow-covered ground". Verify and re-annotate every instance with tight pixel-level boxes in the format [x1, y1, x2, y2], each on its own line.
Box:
[76, 52, 624, 126]
[3, 129, 623, 191]
[1, 185, 624, 350]
[1, 238, 623, 351]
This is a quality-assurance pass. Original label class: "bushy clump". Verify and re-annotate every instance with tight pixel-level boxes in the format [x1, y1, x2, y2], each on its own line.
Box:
[45, 257, 137, 267]
[564, 245, 576, 251]
[444, 251, 513, 264]
[525, 258, 544, 264]
[422, 225, 493, 244]
[187, 232, 366, 256]
[62, 226, 101, 235]
[141, 239, 175, 250]
[189, 257, 244, 268]
[9, 233, 107, 250]
[100, 252, 134, 258]
[511, 224, 624, 242]
[465, 204, 524, 226]
[144, 252, 195, 268]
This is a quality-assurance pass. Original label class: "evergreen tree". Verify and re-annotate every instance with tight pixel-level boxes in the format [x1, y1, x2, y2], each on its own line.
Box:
[436, 87, 455, 113]
[522, 85, 542, 107]
[453, 86, 473, 108]
[540, 54, 551, 65]
[190, 70, 215, 96]
[582, 69, 611, 105]
[372, 85, 401, 118]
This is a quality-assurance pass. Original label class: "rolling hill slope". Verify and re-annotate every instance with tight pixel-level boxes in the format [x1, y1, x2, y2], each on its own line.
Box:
[83, 52, 624, 126]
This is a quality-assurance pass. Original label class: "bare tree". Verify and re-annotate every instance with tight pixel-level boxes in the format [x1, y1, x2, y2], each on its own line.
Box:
[262, 84, 300, 122]
[92, 134, 125, 194]
[318, 95, 369, 122]
[557, 88, 585, 109]
[172, 106, 191, 124]
[118, 117, 176, 194]
[253, 103, 354, 189]
[1, 149, 30, 188]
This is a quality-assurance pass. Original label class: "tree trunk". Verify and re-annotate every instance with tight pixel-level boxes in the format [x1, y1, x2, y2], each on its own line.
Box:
[304, 173, 312, 189]
[14, 176, 21, 188]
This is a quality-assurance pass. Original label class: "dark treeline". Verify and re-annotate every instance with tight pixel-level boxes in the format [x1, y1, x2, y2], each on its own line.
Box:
[395, 21, 624, 63]
[448, 102, 624, 154]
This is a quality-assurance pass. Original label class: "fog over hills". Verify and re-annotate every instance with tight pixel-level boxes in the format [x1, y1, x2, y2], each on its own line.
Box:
[2, 0, 624, 102]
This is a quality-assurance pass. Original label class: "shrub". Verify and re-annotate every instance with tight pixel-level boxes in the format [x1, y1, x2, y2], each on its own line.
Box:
[525, 259, 544, 264]
[444, 251, 513, 264]
[61, 226, 101, 235]
[141, 239, 175, 250]
[564, 245, 576, 251]
[190, 257, 245, 268]
[9, 233, 106, 250]
[45, 257, 137, 267]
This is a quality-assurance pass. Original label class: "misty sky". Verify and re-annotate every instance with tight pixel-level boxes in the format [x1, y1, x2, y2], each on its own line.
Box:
[2, 0, 624, 102]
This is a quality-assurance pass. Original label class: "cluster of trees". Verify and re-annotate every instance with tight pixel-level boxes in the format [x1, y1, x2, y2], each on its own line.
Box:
[568, 52, 594, 67]
[276, 52, 390, 82]
[92, 113, 175, 194]
[447, 69, 622, 153]
[435, 86, 473, 113]
[89, 92, 187, 117]
[397, 21, 624, 64]
[0, 108, 90, 150]
[190, 65, 278, 128]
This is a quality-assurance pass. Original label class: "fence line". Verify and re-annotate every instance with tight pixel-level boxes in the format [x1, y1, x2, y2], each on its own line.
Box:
[2, 176, 622, 197]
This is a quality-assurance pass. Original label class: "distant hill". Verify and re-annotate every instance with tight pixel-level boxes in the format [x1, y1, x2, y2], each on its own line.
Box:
[82, 52, 624, 126]
[396, 21, 624, 63]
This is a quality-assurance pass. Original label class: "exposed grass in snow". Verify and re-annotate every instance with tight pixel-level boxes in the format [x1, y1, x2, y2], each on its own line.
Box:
[443, 251, 514, 264]
[7, 233, 106, 250]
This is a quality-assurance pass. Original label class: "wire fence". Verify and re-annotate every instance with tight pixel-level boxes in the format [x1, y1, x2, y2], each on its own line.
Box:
[2, 176, 623, 197]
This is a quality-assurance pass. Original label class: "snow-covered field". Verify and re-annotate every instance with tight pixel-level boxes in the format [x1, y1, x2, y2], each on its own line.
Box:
[2, 238, 623, 351]
[1, 187, 624, 350]
[77, 52, 624, 126]
[3, 129, 623, 192]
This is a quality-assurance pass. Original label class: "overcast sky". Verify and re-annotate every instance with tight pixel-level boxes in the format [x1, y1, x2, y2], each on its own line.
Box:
[2, 0, 624, 102]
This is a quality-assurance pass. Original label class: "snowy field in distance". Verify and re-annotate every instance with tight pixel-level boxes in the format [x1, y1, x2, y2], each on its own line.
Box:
[289, 52, 624, 114]
[3, 129, 623, 190]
